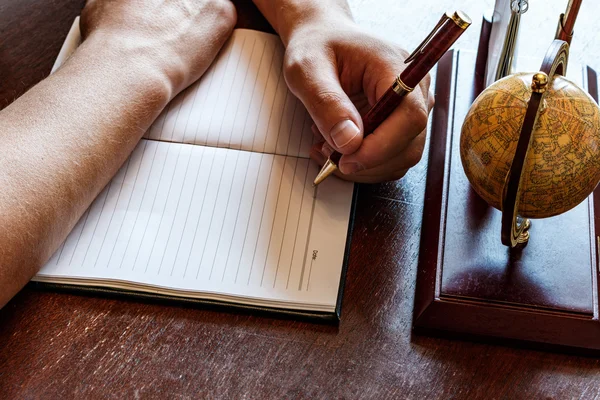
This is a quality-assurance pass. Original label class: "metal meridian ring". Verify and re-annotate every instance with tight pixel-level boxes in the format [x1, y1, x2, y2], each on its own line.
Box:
[511, 0, 529, 14]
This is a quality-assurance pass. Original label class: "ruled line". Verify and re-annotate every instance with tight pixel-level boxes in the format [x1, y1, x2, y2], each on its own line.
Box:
[219, 153, 252, 282]
[220, 37, 258, 148]
[207, 150, 240, 280]
[271, 157, 300, 287]
[130, 141, 175, 271]
[144, 145, 183, 273]
[182, 148, 216, 278]
[236, 40, 272, 149]
[156, 147, 193, 275]
[66, 208, 91, 266]
[105, 140, 149, 268]
[261, 98, 302, 287]
[118, 118, 166, 270]
[247, 154, 279, 285]
[259, 157, 289, 287]
[286, 160, 311, 289]
[196, 41, 243, 278]
[299, 185, 318, 291]
[213, 35, 249, 148]
[169, 146, 206, 276]
[234, 154, 267, 284]
[92, 156, 133, 269]
[80, 183, 112, 266]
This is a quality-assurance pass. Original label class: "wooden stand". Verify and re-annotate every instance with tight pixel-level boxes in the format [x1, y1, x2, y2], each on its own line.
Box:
[413, 49, 600, 351]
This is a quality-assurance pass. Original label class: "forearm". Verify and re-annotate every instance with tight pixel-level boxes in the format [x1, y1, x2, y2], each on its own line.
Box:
[0, 35, 171, 307]
[252, 0, 354, 45]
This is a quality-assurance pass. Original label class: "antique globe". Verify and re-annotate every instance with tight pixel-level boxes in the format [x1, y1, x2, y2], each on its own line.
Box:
[460, 72, 600, 219]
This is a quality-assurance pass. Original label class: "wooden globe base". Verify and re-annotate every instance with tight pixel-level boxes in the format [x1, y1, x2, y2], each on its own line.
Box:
[500, 40, 571, 248]
[413, 49, 600, 352]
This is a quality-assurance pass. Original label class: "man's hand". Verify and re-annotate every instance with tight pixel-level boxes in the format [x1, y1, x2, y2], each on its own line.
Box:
[80, 0, 237, 97]
[253, 1, 433, 183]
[0, 0, 236, 308]
[284, 19, 434, 183]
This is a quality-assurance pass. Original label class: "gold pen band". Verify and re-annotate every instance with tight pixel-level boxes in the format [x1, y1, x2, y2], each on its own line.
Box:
[392, 77, 413, 95]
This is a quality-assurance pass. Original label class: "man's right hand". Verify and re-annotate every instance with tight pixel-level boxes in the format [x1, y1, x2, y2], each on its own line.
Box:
[80, 0, 237, 99]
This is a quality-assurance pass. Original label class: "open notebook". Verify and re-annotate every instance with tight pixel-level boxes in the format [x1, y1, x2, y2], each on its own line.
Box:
[33, 19, 357, 321]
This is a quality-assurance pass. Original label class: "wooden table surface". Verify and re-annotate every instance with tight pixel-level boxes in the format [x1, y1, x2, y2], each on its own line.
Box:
[2, 1, 600, 398]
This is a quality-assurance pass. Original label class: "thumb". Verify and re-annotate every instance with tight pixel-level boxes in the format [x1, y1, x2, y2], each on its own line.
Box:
[284, 57, 363, 154]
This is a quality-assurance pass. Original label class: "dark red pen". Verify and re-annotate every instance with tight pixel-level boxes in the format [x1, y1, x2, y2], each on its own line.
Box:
[313, 10, 472, 186]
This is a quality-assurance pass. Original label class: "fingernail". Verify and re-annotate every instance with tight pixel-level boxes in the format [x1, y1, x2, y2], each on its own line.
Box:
[321, 142, 334, 157]
[339, 162, 365, 175]
[330, 120, 360, 149]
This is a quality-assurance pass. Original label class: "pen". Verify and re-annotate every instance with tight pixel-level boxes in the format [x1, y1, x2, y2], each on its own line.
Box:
[313, 10, 472, 186]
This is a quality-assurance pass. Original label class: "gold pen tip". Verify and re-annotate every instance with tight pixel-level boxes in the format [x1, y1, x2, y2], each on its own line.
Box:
[313, 159, 339, 186]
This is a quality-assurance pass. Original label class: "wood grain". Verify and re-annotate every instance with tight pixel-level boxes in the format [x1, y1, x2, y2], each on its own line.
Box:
[2, 1, 600, 398]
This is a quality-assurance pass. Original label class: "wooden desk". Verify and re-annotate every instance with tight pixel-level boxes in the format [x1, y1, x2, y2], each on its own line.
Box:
[1, 1, 600, 398]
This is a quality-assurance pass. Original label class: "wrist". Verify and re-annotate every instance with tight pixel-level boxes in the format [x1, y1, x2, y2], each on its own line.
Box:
[262, 1, 355, 46]
[79, 32, 178, 105]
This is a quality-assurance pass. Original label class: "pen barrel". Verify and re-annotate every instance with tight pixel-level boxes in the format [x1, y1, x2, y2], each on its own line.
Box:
[330, 150, 342, 165]
[362, 85, 407, 135]
[400, 18, 467, 89]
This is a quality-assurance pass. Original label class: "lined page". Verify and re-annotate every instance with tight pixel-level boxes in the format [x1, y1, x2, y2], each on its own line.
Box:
[146, 29, 314, 158]
[38, 140, 354, 309]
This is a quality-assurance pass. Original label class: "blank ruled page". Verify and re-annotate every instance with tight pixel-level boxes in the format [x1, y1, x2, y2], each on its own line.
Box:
[39, 140, 354, 310]
[38, 25, 355, 312]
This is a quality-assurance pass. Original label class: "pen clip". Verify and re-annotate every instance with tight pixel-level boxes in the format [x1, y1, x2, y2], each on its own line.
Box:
[405, 12, 451, 64]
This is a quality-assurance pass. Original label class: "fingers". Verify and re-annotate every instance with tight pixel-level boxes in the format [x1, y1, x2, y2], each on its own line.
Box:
[337, 88, 430, 175]
[310, 145, 409, 184]
[332, 38, 432, 177]
[310, 127, 426, 183]
[284, 51, 363, 155]
[80, 0, 100, 39]
[351, 130, 426, 178]
[428, 88, 435, 110]
[285, 28, 434, 184]
[306, 59, 432, 180]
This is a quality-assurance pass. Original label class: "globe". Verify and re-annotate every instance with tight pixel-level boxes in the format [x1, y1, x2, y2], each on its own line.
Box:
[460, 72, 600, 219]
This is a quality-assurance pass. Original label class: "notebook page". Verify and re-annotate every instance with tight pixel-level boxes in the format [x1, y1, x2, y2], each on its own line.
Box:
[146, 29, 314, 158]
[37, 140, 354, 310]
[51, 17, 81, 74]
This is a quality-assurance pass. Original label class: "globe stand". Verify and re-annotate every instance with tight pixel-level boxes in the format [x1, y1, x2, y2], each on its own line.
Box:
[412, 49, 600, 352]
[501, 40, 570, 248]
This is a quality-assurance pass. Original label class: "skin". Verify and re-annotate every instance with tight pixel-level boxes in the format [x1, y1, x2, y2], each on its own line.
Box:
[252, 0, 434, 182]
[0, 0, 236, 308]
[0, 0, 432, 308]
